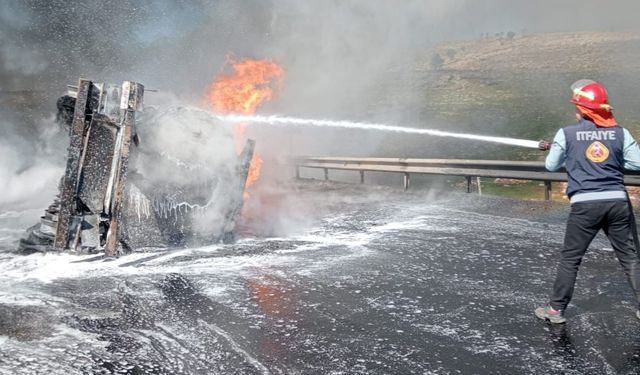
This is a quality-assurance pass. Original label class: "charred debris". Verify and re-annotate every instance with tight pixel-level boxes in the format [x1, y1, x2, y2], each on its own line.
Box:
[19, 79, 255, 257]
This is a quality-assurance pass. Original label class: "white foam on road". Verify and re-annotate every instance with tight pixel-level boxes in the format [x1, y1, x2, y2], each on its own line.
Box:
[369, 215, 458, 233]
[0, 204, 464, 286]
[0, 224, 377, 285]
[198, 320, 271, 375]
[0, 323, 106, 375]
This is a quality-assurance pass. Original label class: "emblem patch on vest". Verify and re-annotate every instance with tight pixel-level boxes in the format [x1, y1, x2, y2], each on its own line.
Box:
[585, 141, 610, 163]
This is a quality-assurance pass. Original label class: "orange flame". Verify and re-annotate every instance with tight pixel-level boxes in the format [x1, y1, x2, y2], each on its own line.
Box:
[207, 57, 283, 194]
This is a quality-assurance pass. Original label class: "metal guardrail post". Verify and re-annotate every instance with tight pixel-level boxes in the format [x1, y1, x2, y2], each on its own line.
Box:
[360, 170, 365, 184]
[295, 166, 300, 179]
[544, 180, 552, 201]
[466, 176, 472, 193]
[324, 168, 329, 181]
[403, 173, 411, 191]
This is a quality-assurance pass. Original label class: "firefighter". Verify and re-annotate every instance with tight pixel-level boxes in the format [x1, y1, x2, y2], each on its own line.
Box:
[536, 80, 640, 323]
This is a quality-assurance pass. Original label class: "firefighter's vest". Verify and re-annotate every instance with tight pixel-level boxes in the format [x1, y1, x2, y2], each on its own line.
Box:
[563, 119, 626, 201]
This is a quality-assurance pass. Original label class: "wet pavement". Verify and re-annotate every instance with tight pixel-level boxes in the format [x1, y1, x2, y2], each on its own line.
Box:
[1, 181, 640, 374]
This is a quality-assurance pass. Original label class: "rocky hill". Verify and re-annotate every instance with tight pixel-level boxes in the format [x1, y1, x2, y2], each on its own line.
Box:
[370, 31, 640, 159]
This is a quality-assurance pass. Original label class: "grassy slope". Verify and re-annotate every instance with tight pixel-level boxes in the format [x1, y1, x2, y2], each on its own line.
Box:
[371, 31, 640, 161]
[431, 32, 640, 122]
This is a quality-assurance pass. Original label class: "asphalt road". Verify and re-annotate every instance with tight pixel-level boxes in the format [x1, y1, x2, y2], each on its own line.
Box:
[1, 181, 639, 374]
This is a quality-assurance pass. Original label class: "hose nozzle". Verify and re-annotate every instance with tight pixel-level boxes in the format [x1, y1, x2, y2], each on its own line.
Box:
[538, 139, 551, 151]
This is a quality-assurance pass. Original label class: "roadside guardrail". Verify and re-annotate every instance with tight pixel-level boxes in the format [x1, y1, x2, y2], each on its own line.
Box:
[292, 157, 640, 200]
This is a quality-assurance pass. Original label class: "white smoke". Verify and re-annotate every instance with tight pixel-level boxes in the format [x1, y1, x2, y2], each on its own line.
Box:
[133, 100, 245, 238]
[1, 43, 48, 76]
[0, 115, 65, 211]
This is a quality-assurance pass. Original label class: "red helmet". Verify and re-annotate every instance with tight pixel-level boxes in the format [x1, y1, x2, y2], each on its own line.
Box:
[570, 79, 612, 110]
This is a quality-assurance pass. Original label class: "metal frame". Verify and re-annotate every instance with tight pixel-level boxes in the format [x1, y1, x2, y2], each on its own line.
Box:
[54, 79, 91, 249]
[103, 81, 144, 257]
[53, 79, 144, 254]
[293, 157, 640, 200]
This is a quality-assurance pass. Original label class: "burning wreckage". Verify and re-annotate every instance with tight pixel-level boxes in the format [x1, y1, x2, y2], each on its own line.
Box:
[19, 79, 255, 257]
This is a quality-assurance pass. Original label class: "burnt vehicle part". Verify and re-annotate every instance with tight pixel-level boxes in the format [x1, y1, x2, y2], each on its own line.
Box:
[19, 79, 254, 256]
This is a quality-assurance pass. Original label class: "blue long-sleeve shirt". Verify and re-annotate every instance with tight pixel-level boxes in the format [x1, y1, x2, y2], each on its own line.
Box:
[546, 128, 640, 171]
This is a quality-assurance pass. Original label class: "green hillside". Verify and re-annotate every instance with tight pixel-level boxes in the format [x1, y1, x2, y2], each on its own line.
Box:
[371, 31, 640, 160]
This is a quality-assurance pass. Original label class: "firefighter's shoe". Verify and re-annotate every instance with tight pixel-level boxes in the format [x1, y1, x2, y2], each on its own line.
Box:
[535, 305, 566, 324]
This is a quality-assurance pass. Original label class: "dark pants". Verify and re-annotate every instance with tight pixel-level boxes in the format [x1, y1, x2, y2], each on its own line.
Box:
[550, 200, 640, 311]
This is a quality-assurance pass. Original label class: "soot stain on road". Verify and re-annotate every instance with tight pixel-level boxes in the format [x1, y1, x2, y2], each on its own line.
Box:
[1, 183, 640, 374]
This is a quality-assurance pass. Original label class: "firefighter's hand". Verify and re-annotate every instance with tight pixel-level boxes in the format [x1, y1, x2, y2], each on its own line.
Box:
[538, 140, 551, 151]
